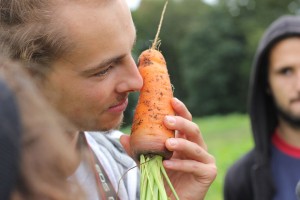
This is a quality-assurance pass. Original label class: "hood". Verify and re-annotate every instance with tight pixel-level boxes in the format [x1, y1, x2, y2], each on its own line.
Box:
[248, 15, 300, 160]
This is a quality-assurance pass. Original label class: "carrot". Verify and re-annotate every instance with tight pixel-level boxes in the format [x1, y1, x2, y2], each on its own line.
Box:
[129, 1, 179, 200]
[130, 48, 175, 160]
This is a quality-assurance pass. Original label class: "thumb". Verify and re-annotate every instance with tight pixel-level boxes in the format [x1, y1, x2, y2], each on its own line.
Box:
[120, 134, 132, 157]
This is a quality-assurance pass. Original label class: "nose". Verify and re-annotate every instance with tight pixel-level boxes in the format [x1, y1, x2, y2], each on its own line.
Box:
[116, 55, 143, 93]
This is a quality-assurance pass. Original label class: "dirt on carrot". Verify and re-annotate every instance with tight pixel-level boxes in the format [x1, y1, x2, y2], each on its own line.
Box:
[130, 49, 175, 160]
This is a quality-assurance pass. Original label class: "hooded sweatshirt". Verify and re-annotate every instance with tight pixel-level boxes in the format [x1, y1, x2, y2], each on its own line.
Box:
[224, 15, 300, 200]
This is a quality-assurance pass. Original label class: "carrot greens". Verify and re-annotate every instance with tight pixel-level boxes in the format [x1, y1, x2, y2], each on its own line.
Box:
[140, 155, 179, 200]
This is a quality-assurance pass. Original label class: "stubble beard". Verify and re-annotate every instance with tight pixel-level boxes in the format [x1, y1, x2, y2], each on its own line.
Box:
[275, 102, 300, 130]
[101, 121, 123, 132]
[99, 113, 124, 132]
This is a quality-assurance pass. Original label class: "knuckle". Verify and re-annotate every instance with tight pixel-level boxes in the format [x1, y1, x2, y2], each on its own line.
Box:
[191, 123, 200, 135]
[191, 162, 201, 171]
[209, 154, 216, 163]
[210, 164, 218, 180]
[195, 148, 203, 156]
[187, 111, 193, 120]
[203, 164, 218, 181]
[203, 143, 208, 151]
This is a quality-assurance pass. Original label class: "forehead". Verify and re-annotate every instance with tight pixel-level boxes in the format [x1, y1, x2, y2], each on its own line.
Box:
[270, 37, 300, 61]
[56, 0, 132, 40]
[270, 37, 300, 54]
[53, 0, 135, 66]
[266, 37, 300, 78]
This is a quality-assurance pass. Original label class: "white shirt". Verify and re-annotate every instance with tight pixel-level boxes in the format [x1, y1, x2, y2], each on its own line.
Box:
[74, 160, 99, 200]
[73, 132, 139, 200]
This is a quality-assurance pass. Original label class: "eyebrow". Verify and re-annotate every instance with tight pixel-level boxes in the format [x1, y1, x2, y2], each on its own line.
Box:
[80, 54, 126, 76]
[80, 35, 137, 76]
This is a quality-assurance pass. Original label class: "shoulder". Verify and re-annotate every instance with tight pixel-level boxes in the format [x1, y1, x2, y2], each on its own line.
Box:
[226, 150, 256, 176]
[85, 131, 133, 166]
[85, 131, 140, 200]
[224, 150, 256, 200]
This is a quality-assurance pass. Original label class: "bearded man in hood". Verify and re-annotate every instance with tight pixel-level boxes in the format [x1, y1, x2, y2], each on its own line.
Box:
[224, 15, 300, 200]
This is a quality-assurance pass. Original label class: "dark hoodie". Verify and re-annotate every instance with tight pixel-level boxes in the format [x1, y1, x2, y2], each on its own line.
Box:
[224, 15, 300, 200]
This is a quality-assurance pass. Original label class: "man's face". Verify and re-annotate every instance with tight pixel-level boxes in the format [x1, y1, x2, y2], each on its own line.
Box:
[43, 0, 143, 131]
[268, 37, 300, 124]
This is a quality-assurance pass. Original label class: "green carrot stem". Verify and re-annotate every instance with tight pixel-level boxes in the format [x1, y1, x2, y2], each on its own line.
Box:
[140, 155, 179, 200]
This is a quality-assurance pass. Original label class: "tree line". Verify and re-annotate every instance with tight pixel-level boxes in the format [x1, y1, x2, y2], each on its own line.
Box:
[123, 0, 299, 127]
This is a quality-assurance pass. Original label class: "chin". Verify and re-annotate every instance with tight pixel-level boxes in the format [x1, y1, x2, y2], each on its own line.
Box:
[75, 113, 124, 132]
[99, 115, 124, 131]
[276, 106, 300, 129]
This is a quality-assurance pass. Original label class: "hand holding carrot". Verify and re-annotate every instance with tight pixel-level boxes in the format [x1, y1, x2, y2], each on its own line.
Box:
[162, 97, 217, 200]
[120, 97, 217, 200]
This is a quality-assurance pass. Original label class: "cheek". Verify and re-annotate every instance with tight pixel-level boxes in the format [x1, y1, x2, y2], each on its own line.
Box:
[270, 82, 290, 105]
[81, 82, 114, 109]
[85, 90, 106, 107]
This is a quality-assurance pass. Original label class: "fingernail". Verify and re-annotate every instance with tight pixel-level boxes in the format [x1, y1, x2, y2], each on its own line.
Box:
[173, 97, 182, 106]
[168, 138, 178, 146]
[165, 116, 176, 125]
[173, 97, 180, 104]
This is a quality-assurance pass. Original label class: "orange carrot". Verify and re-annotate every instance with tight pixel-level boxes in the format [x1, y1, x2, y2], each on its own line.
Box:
[130, 48, 175, 160]
[129, 2, 180, 199]
[130, 1, 173, 161]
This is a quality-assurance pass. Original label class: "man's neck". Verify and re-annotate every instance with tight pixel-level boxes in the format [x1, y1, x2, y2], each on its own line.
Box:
[278, 120, 300, 148]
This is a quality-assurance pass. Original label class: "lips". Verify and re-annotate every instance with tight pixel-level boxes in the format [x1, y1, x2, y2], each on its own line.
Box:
[108, 98, 128, 113]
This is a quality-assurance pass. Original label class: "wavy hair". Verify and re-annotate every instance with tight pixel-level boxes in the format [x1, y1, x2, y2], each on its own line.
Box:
[0, 0, 73, 74]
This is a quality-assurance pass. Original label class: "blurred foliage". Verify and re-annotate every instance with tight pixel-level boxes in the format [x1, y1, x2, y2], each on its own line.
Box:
[123, 0, 300, 126]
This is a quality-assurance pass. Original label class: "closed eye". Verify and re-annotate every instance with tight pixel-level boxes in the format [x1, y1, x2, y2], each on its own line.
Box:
[93, 65, 114, 77]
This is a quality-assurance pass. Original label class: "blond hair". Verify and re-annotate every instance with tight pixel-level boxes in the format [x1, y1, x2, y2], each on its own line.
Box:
[0, 0, 73, 74]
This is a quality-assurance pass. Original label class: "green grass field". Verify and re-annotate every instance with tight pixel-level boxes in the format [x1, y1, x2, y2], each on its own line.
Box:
[121, 113, 253, 200]
[197, 114, 253, 200]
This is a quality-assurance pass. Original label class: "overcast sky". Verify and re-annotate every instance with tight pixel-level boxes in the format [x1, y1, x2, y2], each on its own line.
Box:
[125, 0, 218, 10]
[126, 0, 141, 10]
